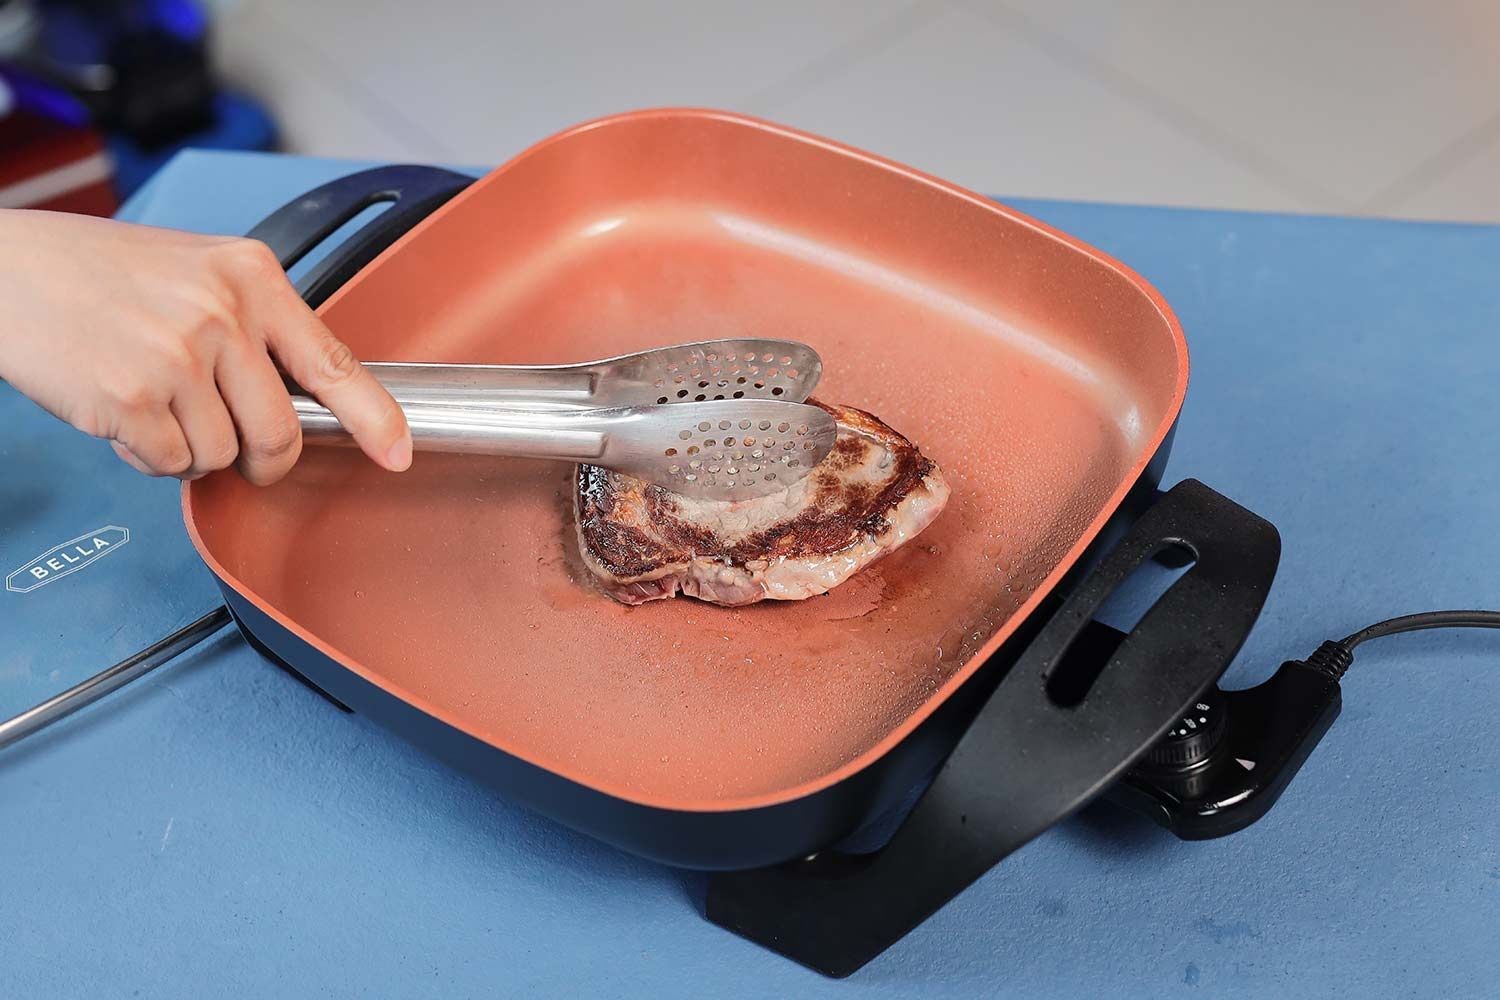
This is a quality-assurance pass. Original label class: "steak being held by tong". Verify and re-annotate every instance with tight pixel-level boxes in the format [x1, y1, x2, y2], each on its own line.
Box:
[574, 402, 950, 606]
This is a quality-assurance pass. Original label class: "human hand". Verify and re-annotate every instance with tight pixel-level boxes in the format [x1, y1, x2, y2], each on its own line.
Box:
[0, 209, 411, 483]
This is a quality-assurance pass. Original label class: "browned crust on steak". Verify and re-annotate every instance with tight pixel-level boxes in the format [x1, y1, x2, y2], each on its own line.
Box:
[721, 407, 934, 562]
[575, 401, 943, 588]
[573, 464, 670, 579]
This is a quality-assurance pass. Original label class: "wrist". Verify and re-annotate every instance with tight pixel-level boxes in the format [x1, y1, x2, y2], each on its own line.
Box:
[0, 209, 40, 380]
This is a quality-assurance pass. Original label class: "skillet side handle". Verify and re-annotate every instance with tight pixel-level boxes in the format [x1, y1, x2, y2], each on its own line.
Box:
[706, 479, 1281, 978]
[247, 164, 474, 308]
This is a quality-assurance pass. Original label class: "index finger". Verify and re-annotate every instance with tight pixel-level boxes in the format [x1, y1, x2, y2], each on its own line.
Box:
[250, 276, 411, 473]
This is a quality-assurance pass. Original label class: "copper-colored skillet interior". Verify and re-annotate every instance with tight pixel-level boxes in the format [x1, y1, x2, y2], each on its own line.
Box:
[185, 110, 1187, 810]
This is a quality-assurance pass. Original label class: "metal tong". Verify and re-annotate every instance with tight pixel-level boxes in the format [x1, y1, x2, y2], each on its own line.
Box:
[289, 339, 835, 501]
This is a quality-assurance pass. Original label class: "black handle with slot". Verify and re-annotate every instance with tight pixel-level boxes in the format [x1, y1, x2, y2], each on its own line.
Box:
[247, 164, 474, 309]
[706, 479, 1281, 977]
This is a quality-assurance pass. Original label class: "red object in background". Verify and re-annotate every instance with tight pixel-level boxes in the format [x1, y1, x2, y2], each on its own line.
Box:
[0, 110, 118, 215]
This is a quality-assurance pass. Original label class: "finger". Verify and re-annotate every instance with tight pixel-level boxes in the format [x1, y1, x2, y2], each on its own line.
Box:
[113, 409, 193, 477]
[110, 440, 154, 476]
[252, 286, 410, 472]
[215, 339, 303, 486]
[170, 376, 240, 478]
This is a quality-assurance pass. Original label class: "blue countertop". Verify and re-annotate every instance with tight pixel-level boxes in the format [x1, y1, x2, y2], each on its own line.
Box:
[1, 150, 1496, 998]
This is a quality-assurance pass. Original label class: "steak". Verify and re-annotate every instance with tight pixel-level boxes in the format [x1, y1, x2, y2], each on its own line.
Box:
[575, 402, 950, 606]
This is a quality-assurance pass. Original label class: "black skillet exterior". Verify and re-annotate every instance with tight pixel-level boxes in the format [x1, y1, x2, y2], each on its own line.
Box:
[706, 476, 1281, 974]
[227, 166, 1278, 871]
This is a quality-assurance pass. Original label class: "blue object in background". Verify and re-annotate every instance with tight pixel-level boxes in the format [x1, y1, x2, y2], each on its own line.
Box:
[0, 151, 1497, 998]
[0, 64, 91, 126]
[106, 90, 278, 198]
[0, 0, 276, 187]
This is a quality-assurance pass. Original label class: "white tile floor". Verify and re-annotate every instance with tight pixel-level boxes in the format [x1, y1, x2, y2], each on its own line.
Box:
[211, 0, 1500, 222]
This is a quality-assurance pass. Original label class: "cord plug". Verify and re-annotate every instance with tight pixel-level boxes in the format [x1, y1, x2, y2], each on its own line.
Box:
[1301, 640, 1354, 681]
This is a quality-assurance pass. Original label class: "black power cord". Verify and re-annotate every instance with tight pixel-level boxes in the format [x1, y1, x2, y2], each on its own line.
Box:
[1302, 609, 1500, 681]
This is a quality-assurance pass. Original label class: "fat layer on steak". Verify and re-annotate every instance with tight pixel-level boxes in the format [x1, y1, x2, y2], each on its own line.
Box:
[574, 402, 950, 606]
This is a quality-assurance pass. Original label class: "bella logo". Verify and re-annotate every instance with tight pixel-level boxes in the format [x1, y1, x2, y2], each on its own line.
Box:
[5, 526, 130, 594]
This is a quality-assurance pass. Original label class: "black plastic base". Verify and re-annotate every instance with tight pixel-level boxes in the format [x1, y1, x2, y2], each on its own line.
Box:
[706, 481, 1286, 977]
[705, 639, 1344, 979]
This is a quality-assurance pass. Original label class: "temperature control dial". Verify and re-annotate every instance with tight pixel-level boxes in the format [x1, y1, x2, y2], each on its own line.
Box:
[1141, 687, 1227, 770]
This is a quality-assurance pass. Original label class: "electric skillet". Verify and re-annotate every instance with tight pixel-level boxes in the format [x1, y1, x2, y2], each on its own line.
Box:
[9, 110, 1377, 977]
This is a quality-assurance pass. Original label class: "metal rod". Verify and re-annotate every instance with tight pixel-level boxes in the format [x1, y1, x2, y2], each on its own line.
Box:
[292, 397, 610, 458]
[0, 606, 233, 751]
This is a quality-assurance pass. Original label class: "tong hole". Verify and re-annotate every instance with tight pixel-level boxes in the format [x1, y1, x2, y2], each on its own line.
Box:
[657, 396, 668, 404]
[772, 387, 784, 396]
